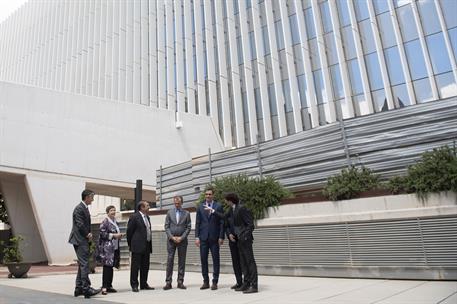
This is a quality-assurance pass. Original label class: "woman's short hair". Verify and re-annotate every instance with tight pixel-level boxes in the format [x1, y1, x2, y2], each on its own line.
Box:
[105, 205, 116, 213]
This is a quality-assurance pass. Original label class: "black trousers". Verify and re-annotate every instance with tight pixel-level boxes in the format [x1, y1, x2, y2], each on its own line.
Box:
[165, 239, 188, 283]
[130, 251, 150, 288]
[229, 240, 243, 285]
[102, 250, 120, 288]
[238, 239, 258, 288]
[74, 244, 91, 291]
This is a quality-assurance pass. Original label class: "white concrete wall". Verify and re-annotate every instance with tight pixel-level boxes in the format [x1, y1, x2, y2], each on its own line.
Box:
[0, 81, 224, 264]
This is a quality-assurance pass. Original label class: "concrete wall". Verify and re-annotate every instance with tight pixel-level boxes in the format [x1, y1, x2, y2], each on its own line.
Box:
[0, 81, 225, 264]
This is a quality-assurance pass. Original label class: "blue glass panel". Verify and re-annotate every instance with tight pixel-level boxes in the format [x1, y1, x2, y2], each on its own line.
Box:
[404, 39, 428, 80]
[418, 0, 441, 35]
[234, 0, 239, 15]
[365, 53, 383, 90]
[397, 4, 418, 42]
[336, 0, 351, 27]
[348, 59, 364, 95]
[359, 19, 376, 54]
[268, 83, 278, 115]
[354, 0, 370, 21]
[342, 26, 357, 59]
[304, 8, 316, 39]
[275, 20, 285, 50]
[313, 70, 326, 104]
[237, 36, 244, 64]
[320, 1, 332, 33]
[426, 32, 452, 74]
[440, 0, 457, 29]
[330, 65, 344, 99]
[392, 83, 411, 107]
[254, 87, 262, 119]
[297, 74, 308, 108]
[373, 0, 390, 14]
[249, 31, 257, 60]
[377, 12, 397, 48]
[289, 14, 300, 45]
[325, 33, 338, 65]
[449, 28, 457, 62]
[282, 79, 293, 112]
[262, 26, 270, 56]
[436, 71, 457, 98]
[413, 78, 434, 103]
[384, 46, 405, 85]
[372, 89, 388, 112]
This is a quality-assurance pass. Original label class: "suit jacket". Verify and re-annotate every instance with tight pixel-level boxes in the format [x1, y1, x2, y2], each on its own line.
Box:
[195, 201, 225, 241]
[126, 212, 152, 254]
[233, 204, 255, 242]
[164, 208, 191, 240]
[68, 202, 91, 246]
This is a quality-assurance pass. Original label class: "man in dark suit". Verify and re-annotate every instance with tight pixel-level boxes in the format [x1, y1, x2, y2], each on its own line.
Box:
[225, 192, 258, 293]
[68, 189, 101, 299]
[195, 187, 224, 290]
[126, 200, 154, 292]
[163, 195, 191, 290]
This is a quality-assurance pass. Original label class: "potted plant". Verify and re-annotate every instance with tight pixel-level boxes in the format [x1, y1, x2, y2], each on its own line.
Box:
[2, 235, 32, 278]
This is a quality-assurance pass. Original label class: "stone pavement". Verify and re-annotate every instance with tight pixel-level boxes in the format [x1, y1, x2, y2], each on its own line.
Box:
[0, 267, 456, 304]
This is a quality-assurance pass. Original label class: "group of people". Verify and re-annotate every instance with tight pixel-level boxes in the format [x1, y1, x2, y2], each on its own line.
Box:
[68, 187, 258, 299]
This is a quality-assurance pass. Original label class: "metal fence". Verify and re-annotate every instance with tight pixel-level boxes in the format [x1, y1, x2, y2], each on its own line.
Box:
[157, 98, 457, 209]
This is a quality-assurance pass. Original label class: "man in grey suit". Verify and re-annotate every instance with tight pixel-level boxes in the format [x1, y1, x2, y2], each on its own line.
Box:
[163, 196, 191, 290]
[68, 189, 101, 299]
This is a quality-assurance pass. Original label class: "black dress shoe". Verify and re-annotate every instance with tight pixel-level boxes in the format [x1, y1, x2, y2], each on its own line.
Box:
[84, 288, 101, 298]
[140, 285, 155, 290]
[243, 286, 258, 294]
[163, 283, 172, 290]
[132, 287, 139, 292]
[211, 283, 218, 290]
[200, 282, 210, 290]
[106, 287, 117, 293]
[74, 287, 83, 297]
[177, 283, 187, 290]
[231, 283, 242, 289]
[235, 284, 249, 292]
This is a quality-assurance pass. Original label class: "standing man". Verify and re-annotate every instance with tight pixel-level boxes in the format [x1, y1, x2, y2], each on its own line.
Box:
[126, 200, 154, 292]
[195, 187, 224, 290]
[163, 196, 191, 290]
[68, 189, 101, 299]
[225, 192, 258, 293]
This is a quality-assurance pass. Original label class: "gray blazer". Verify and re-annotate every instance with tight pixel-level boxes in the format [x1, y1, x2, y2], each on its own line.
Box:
[164, 208, 191, 240]
[68, 202, 91, 246]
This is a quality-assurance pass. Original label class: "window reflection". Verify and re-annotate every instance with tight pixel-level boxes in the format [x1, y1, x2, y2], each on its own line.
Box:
[319, 1, 332, 33]
[342, 26, 357, 59]
[365, 53, 383, 90]
[413, 78, 434, 103]
[275, 20, 284, 50]
[353, 94, 370, 116]
[384, 46, 405, 86]
[330, 65, 344, 99]
[304, 8, 316, 39]
[268, 83, 277, 115]
[262, 26, 270, 56]
[404, 40, 428, 80]
[354, 0, 370, 21]
[377, 12, 397, 48]
[359, 19, 376, 54]
[418, 0, 441, 36]
[439, 0, 457, 29]
[426, 32, 452, 74]
[289, 14, 300, 45]
[397, 4, 418, 42]
[325, 33, 338, 65]
[313, 70, 326, 104]
[436, 72, 457, 98]
[372, 89, 388, 112]
[297, 74, 308, 108]
[348, 59, 364, 95]
[392, 83, 410, 107]
[448, 28, 457, 62]
[373, 0, 390, 14]
[336, 0, 351, 27]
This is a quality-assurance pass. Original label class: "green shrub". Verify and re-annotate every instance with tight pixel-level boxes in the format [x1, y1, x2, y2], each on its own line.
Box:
[0, 194, 8, 224]
[2, 235, 24, 263]
[323, 166, 380, 201]
[387, 145, 457, 197]
[196, 174, 291, 220]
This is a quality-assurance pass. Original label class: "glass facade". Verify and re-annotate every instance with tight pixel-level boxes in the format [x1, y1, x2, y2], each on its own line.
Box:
[0, 0, 456, 148]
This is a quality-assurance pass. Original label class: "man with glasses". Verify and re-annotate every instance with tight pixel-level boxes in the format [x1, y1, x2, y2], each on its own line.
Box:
[195, 187, 225, 290]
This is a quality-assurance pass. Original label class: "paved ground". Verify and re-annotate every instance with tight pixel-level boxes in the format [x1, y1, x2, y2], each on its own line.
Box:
[0, 267, 456, 304]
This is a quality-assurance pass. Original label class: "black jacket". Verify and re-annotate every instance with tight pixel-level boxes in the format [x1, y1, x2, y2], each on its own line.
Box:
[126, 212, 153, 254]
[233, 204, 255, 242]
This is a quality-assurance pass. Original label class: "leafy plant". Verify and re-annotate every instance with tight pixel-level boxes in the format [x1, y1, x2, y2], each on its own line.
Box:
[323, 166, 380, 201]
[2, 235, 24, 263]
[0, 194, 9, 224]
[387, 145, 457, 197]
[196, 174, 292, 220]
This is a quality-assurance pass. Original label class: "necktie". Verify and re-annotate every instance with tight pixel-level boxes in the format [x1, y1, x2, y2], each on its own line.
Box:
[143, 215, 151, 242]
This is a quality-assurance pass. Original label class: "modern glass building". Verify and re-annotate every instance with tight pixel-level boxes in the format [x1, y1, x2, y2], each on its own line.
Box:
[1, 0, 456, 149]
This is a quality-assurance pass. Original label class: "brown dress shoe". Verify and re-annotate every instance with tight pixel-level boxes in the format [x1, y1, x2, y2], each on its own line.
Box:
[211, 283, 218, 290]
[177, 283, 187, 289]
[200, 282, 210, 290]
[163, 283, 172, 290]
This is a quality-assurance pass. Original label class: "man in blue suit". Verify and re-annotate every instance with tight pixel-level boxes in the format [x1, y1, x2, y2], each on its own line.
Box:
[195, 187, 224, 290]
